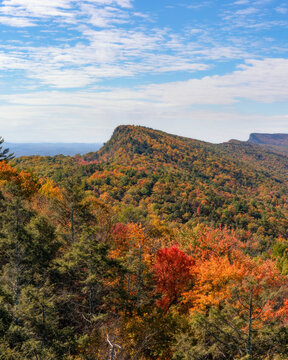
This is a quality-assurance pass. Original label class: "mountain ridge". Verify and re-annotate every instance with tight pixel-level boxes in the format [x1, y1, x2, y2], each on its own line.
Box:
[13, 125, 288, 237]
[248, 133, 288, 146]
[82, 126, 288, 182]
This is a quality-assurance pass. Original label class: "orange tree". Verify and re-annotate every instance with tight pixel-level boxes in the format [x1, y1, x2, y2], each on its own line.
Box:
[175, 227, 288, 359]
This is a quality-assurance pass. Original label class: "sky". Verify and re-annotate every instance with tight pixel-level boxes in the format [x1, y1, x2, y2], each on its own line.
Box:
[0, 0, 288, 143]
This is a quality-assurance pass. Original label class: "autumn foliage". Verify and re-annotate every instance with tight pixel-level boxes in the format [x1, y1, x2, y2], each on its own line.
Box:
[1, 127, 288, 359]
[154, 245, 195, 310]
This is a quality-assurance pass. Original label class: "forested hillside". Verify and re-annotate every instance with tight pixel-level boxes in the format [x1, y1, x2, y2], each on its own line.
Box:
[15, 125, 288, 241]
[1, 125, 288, 359]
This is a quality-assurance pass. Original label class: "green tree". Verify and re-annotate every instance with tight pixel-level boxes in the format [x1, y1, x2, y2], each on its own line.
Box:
[0, 137, 14, 161]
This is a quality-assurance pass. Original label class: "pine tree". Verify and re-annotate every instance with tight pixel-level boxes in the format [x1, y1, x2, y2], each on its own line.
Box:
[0, 137, 14, 161]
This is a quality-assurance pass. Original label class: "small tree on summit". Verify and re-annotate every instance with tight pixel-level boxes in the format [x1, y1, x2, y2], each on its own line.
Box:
[0, 137, 14, 161]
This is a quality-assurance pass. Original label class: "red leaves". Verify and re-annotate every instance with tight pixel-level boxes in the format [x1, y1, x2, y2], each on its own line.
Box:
[153, 229, 288, 329]
[154, 245, 195, 310]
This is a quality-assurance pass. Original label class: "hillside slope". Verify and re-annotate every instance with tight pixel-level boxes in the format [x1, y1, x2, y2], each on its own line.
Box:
[2, 128, 288, 360]
[14, 125, 288, 240]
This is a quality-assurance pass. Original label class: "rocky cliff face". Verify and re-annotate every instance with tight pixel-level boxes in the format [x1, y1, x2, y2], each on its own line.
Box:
[248, 133, 288, 146]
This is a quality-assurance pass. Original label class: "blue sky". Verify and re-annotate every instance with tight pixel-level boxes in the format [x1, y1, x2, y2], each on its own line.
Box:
[0, 0, 288, 143]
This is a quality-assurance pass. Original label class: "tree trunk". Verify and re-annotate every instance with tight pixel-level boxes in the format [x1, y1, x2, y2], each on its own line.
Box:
[247, 287, 253, 356]
[71, 206, 74, 242]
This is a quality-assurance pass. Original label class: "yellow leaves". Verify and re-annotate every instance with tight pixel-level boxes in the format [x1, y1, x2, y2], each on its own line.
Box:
[39, 178, 63, 201]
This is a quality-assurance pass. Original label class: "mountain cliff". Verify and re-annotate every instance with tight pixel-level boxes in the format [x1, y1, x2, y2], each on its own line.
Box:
[248, 133, 288, 146]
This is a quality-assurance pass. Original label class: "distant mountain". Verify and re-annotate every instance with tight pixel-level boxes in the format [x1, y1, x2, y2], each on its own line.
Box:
[6, 142, 103, 157]
[248, 133, 288, 146]
[248, 133, 288, 155]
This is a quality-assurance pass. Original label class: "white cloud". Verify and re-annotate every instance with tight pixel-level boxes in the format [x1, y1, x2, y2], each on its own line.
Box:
[0, 0, 134, 30]
[80, 4, 130, 27]
[0, 25, 224, 88]
[234, 0, 250, 4]
[0, 0, 285, 91]
[185, 2, 211, 10]
[1, 57, 288, 141]
[0, 15, 35, 26]
[275, 6, 288, 14]
[3, 57, 288, 106]
[0, 0, 286, 143]
[235, 7, 259, 15]
[0, 52, 29, 70]
[0, 97, 286, 143]
[85, 0, 133, 8]
[0, 0, 73, 18]
[136, 58, 288, 105]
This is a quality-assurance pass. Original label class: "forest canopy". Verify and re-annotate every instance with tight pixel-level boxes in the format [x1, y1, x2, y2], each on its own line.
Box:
[1, 125, 288, 360]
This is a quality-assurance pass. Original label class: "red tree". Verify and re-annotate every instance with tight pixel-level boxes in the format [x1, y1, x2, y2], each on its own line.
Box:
[154, 245, 195, 310]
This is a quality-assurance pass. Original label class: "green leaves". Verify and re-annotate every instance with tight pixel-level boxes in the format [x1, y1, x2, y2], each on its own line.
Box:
[0, 137, 14, 162]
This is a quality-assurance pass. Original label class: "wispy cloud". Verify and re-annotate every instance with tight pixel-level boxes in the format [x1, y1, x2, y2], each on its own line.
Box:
[275, 5, 288, 14]
[0, 15, 35, 27]
[1, 22, 253, 88]
[0, 0, 134, 31]
[0, 0, 73, 19]
[0, 0, 287, 142]
[1, 57, 288, 141]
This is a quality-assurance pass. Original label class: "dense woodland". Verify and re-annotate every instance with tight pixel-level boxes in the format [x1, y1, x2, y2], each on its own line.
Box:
[1, 126, 288, 359]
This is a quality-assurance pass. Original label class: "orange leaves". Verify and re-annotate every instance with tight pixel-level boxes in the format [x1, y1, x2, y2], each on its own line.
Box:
[274, 299, 288, 323]
[18, 171, 39, 196]
[184, 246, 288, 326]
[185, 254, 285, 315]
[152, 225, 288, 329]
[178, 225, 246, 262]
[183, 255, 247, 312]
[110, 223, 149, 260]
[89, 169, 123, 181]
[0, 160, 18, 181]
[0, 161, 39, 197]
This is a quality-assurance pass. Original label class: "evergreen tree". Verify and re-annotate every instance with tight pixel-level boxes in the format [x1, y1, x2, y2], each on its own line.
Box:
[0, 137, 14, 161]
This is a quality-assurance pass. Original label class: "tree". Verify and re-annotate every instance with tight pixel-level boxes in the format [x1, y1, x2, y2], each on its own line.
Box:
[0, 181, 70, 359]
[54, 224, 126, 345]
[53, 176, 93, 243]
[0, 137, 14, 161]
[180, 255, 288, 359]
[154, 245, 195, 311]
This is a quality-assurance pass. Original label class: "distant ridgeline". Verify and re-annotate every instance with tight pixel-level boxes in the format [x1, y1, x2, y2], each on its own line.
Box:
[249, 133, 288, 146]
[6, 142, 103, 157]
[248, 133, 288, 155]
